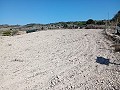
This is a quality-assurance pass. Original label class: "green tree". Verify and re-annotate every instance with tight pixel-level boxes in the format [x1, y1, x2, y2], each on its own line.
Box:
[86, 19, 95, 24]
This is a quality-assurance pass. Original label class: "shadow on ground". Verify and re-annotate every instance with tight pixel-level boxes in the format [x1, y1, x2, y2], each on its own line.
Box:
[96, 57, 120, 66]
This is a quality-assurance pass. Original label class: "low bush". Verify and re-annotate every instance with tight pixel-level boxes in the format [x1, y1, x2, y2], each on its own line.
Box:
[2, 30, 11, 36]
[26, 29, 37, 33]
[2, 30, 18, 36]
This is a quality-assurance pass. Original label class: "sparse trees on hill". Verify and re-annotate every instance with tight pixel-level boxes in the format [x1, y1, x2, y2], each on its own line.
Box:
[96, 20, 105, 25]
[112, 10, 120, 23]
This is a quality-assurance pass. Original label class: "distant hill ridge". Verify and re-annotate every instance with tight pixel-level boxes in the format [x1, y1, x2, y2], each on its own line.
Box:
[0, 10, 120, 29]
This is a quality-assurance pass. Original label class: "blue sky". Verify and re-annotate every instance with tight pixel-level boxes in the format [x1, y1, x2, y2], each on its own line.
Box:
[0, 0, 120, 25]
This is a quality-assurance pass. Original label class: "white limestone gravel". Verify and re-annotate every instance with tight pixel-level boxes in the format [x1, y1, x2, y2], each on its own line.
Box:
[0, 29, 120, 90]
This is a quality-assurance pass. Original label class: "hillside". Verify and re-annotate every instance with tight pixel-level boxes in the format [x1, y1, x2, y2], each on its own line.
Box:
[112, 10, 120, 24]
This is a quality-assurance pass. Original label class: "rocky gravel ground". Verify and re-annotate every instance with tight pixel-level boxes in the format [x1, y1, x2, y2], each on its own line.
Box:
[0, 29, 120, 90]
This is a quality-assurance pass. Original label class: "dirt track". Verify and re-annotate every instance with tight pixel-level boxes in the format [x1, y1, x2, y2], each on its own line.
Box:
[0, 29, 120, 90]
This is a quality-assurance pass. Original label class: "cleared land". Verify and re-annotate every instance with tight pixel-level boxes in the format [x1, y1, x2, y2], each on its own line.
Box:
[0, 29, 120, 90]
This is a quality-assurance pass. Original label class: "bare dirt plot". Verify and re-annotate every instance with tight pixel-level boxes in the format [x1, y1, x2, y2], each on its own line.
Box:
[0, 29, 120, 90]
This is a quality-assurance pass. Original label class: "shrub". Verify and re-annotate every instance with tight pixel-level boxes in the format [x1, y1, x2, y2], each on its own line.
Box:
[26, 29, 37, 33]
[2, 30, 19, 36]
[2, 30, 11, 36]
